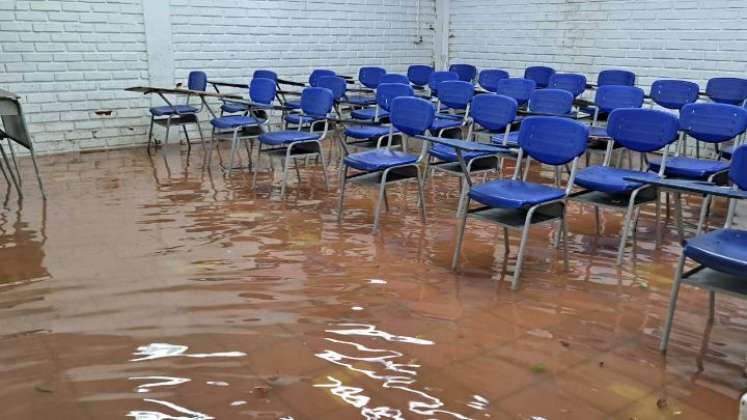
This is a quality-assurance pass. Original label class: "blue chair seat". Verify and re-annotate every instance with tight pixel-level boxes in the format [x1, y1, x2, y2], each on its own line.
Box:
[221, 102, 250, 114]
[430, 143, 494, 162]
[343, 149, 417, 172]
[685, 229, 747, 277]
[345, 125, 397, 139]
[285, 114, 323, 125]
[431, 117, 463, 132]
[469, 180, 566, 209]
[346, 95, 376, 106]
[210, 115, 265, 129]
[258, 131, 320, 146]
[588, 126, 609, 138]
[284, 100, 301, 109]
[149, 105, 198, 116]
[649, 157, 730, 179]
[351, 108, 388, 120]
[575, 166, 660, 194]
[490, 131, 520, 148]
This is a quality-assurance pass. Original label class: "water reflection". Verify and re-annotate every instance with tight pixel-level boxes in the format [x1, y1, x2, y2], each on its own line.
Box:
[130, 343, 246, 362]
[315, 324, 472, 419]
[126, 398, 214, 420]
[0, 198, 49, 286]
[130, 376, 191, 394]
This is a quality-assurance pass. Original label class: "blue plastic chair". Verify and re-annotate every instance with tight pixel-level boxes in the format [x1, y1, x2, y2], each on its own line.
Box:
[650, 80, 700, 111]
[428, 71, 459, 97]
[660, 145, 747, 353]
[427, 94, 519, 213]
[220, 70, 279, 115]
[524, 66, 556, 89]
[649, 103, 747, 182]
[706, 77, 747, 105]
[380, 74, 410, 85]
[495, 78, 536, 107]
[210, 77, 276, 175]
[346, 67, 386, 106]
[548, 73, 587, 98]
[478, 69, 510, 92]
[350, 80, 412, 122]
[597, 69, 636, 87]
[148, 70, 207, 152]
[343, 83, 414, 153]
[337, 96, 435, 231]
[407, 65, 434, 88]
[453, 116, 589, 289]
[254, 87, 334, 198]
[587, 85, 646, 138]
[449, 64, 478, 83]
[571, 108, 680, 264]
[284, 69, 336, 110]
[432, 80, 474, 136]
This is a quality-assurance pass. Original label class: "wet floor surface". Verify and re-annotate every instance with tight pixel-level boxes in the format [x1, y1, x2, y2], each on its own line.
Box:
[0, 141, 745, 419]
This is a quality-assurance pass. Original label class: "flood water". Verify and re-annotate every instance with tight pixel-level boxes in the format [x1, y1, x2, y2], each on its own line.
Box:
[0, 141, 745, 419]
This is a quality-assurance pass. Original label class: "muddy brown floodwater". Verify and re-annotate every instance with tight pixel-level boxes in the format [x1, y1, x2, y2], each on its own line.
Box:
[0, 141, 745, 420]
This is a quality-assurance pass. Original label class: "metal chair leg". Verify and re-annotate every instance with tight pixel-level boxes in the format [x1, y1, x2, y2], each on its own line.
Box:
[674, 192, 685, 242]
[660, 253, 687, 352]
[451, 197, 470, 270]
[561, 208, 569, 271]
[147, 116, 155, 152]
[182, 125, 191, 153]
[337, 164, 348, 222]
[29, 145, 45, 199]
[227, 128, 240, 176]
[512, 210, 535, 290]
[372, 170, 389, 231]
[655, 192, 662, 246]
[252, 143, 263, 189]
[318, 142, 329, 191]
[7, 141, 21, 186]
[164, 117, 172, 146]
[696, 195, 712, 236]
[0, 143, 21, 196]
[503, 227, 510, 254]
[280, 146, 293, 199]
[416, 166, 427, 223]
[616, 196, 637, 265]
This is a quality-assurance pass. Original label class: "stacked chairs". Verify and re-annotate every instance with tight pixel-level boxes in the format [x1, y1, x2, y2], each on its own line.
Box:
[407, 65, 434, 89]
[705, 77, 747, 105]
[658, 146, 747, 352]
[548, 73, 588, 98]
[426, 94, 519, 214]
[449, 64, 478, 83]
[452, 116, 589, 289]
[431, 80, 475, 136]
[524, 66, 556, 88]
[253, 87, 334, 198]
[337, 96, 434, 231]
[495, 78, 536, 107]
[428, 71, 459, 98]
[570, 108, 680, 264]
[147, 70, 207, 152]
[597, 69, 636, 87]
[342, 83, 414, 155]
[346, 67, 386, 107]
[477, 69, 510, 92]
[209, 77, 277, 174]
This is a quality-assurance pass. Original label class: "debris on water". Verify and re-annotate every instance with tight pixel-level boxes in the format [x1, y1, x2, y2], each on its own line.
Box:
[530, 363, 546, 374]
[253, 385, 271, 396]
[230, 401, 246, 407]
[656, 397, 668, 409]
[34, 384, 53, 393]
[560, 340, 571, 348]
[638, 281, 649, 289]
[599, 361, 605, 368]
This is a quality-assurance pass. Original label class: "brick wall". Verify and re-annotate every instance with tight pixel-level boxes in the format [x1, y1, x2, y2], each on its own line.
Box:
[449, 0, 747, 89]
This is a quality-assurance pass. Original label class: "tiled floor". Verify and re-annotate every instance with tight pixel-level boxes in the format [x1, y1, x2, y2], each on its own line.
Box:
[0, 142, 745, 419]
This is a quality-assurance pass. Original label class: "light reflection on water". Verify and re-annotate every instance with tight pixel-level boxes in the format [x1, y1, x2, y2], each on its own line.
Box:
[130, 376, 191, 394]
[126, 398, 214, 420]
[315, 324, 478, 419]
[130, 343, 247, 362]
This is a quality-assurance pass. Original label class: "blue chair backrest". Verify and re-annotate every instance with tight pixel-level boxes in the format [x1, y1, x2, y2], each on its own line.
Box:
[518, 117, 588, 165]
[548, 73, 587, 98]
[253, 69, 278, 82]
[408, 65, 434, 87]
[529, 89, 574, 115]
[478, 69, 510, 92]
[376, 83, 414, 111]
[470, 94, 517, 132]
[438, 80, 474, 110]
[389, 96, 436, 136]
[496, 78, 536, 106]
[359, 66, 386, 89]
[730, 146, 747, 190]
[187, 71, 207, 91]
[706, 78, 747, 105]
[309, 69, 336, 87]
[650, 80, 700, 110]
[300, 87, 334, 118]
[249, 78, 276, 105]
[524, 66, 555, 88]
[595, 85, 645, 113]
[598, 69, 636, 87]
[380, 74, 410, 85]
[428, 71, 459, 94]
[679, 103, 747, 143]
[449, 64, 478, 82]
[606, 108, 680, 153]
[317, 76, 347, 101]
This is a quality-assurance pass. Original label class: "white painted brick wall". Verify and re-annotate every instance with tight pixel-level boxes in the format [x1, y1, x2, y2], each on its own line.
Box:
[449, 0, 747, 89]
[0, 0, 149, 154]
